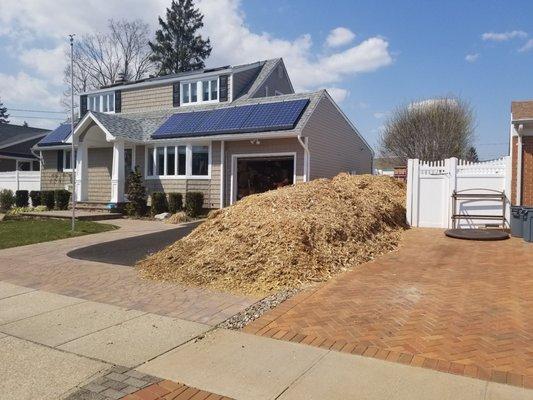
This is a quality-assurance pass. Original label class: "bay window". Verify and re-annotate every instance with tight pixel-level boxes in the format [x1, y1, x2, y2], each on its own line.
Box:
[146, 143, 210, 178]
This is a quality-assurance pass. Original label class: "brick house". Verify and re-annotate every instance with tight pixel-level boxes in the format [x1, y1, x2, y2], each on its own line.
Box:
[510, 101, 533, 206]
[35, 58, 373, 209]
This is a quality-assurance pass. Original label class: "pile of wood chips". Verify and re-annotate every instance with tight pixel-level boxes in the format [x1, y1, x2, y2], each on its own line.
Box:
[137, 174, 407, 297]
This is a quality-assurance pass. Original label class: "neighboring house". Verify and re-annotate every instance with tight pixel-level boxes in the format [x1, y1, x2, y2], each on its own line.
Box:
[374, 157, 407, 182]
[510, 100, 533, 206]
[0, 124, 49, 172]
[35, 58, 373, 208]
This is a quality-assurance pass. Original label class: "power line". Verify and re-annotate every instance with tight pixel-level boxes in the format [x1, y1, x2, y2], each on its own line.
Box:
[10, 114, 65, 121]
[9, 108, 66, 114]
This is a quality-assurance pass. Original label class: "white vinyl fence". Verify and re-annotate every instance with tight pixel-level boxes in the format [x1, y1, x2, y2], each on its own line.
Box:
[0, 171, 41, 193]
[406, 157, 511, 228]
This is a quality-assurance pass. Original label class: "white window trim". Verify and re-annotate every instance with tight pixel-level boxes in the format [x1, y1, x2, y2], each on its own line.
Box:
[63, 149, 76, 172]
[180, 78, 219, 106]
[87, 91, 115, 114]
[230, 152, 297, 204]
[145, 142, 211, 180]
[15, 159, 36, 172]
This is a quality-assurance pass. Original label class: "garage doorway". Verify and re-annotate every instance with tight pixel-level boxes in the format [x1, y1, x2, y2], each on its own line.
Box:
[231, 153, 296, 203]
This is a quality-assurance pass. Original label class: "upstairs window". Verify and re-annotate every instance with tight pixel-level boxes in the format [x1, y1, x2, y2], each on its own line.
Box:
[87, 92, 115, 113]
[181, 78, 219, 105]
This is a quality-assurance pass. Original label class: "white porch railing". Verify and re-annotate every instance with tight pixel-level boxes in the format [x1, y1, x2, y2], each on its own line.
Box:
[406, 157, 512, 228]
[0, 171, 41, 193]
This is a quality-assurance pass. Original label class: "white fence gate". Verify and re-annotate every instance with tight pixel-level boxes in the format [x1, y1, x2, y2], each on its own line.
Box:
[406, 157, 511, 228]
[0, 171, 41, 193]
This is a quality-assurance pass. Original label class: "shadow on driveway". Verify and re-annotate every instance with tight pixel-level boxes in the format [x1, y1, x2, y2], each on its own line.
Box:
[67, 222, 201, 266]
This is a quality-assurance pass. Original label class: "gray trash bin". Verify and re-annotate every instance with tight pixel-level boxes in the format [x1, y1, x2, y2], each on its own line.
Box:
[523, 208, 533, 243]
[510, 206, 524, 237]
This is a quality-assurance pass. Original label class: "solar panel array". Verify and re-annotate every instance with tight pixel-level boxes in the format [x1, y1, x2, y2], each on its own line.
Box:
[152, 99, 309, 139]
[38, 124, 72, 146]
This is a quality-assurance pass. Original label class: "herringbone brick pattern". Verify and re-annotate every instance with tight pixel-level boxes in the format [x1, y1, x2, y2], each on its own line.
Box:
[121, 380, 233, 400]
[244, 228, 533, 388]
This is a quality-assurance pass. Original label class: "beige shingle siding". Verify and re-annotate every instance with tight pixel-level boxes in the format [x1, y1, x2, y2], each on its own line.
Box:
[141, 141, 221, 209]
[223, 138, 305, 206]
[303, 96, 372, 179]
[251, 64, 293, 98]
[40, 150, 72, 191]
[87, 147, 112, 202]
[121, 84, 173, 113]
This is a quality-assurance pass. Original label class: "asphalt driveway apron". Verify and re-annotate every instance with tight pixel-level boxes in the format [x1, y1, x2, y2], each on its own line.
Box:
[67, 221, 200, 266]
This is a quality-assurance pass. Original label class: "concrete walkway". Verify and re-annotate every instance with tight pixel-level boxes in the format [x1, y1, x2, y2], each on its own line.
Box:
[0, 219, 254, 325]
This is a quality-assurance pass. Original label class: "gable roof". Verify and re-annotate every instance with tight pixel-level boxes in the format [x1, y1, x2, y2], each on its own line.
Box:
[0, 123, 49, 149]
[512, 100, 533, 121]
[36, 91, 325, 147]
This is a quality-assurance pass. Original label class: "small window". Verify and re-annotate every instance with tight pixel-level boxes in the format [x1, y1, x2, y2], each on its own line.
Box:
[32, 161, 40, 171]
[17, 161, 31, 171]
[156, 147, 165, 176]
[147, 147, 154, 175]
[183, 84, 190, 103]
[64, 150, 72, 170]
[167, 146, 175, 175]
[178, 145, 186, 175]
[191, 82, 198, 102]
[210, 79, 218, 100]
[108, 93, 115, 112]
[202, 80, 210, 101]
[191, 145, 208, 176]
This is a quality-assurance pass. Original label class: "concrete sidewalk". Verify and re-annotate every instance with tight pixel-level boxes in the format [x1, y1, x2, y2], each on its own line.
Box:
[137, 329, 532, 400]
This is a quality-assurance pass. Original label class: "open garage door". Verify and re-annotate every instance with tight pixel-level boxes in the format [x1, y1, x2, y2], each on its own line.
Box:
[235, 155, 295, 201]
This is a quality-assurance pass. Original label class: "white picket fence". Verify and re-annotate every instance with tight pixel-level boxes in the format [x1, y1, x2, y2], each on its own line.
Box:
[406, 157, 512, 228]
[0, 171, 41, 193]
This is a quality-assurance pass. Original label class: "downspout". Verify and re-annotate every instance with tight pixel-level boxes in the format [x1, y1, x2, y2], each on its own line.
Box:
[297, 135, 310, 182]
[219, 140, 225, 208]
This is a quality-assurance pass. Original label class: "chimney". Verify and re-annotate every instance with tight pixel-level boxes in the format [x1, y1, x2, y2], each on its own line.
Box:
[114, 72, 126, 84]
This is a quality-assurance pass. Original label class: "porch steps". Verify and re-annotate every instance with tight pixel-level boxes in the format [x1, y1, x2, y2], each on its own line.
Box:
[72, 201, 119, 213]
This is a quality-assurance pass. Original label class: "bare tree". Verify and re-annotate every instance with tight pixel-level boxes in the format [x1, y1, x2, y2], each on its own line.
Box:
[379, 97, 475, 163]
[62, 19, 155, 112]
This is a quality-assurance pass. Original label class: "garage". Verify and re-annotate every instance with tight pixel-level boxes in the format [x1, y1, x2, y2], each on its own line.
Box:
[234, 154, 295, 201]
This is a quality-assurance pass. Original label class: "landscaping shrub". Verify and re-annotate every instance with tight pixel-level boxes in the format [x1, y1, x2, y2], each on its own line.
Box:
[29, 190, 41, 207]
[151, 192, 168, 215]
[126, 167, 147, 216]
[185, 192, 204, 217]
[41, 191, 55, 210]
[123, 202, 137, 217]
[54, 189, 71, 210]
[168, 192, 183, 213]
[15, 190, 29, 208]
[0, 189, 15, 211]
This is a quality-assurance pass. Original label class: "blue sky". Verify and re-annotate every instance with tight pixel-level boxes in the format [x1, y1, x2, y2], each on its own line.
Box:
[1, 0, 532, 159]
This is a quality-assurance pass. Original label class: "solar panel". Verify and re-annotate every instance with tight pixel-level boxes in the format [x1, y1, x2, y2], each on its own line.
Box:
[152, 99, 309, 139]
[241, 99, 309, 132]
[38, 124, 72, 145]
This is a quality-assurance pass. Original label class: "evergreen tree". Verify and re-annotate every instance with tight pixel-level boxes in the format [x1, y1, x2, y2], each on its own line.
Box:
[149, 0, 212, 75]
[22, 121, 29, 127]
[465, 146, 479, 162]
[126, 167, 147, 216]
[0, 99, 9, 124]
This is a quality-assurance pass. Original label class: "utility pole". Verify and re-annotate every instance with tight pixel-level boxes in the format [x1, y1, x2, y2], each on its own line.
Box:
[69, 34, 76, 231]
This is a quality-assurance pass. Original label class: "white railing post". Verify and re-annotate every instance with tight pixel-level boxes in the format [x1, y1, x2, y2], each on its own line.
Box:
[15, 170, 20, 191]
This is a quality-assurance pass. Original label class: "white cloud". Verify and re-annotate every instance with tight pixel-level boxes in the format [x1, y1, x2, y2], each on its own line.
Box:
[326, 27, 356, 48]
[0, 0, 393, 112]
[373, 112, 389, 119]
[481, 30, 527, 42]
[326, 88, 349, 103]
[465, 53, 480, 63]
[519, 39, 533, 52]
[0, 72, 59, 107]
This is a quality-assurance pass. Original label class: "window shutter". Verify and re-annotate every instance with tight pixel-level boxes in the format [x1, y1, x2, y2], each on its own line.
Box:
[219, 75, 229, 102]
[57, 150, 64, 172]
[172, 82, 180, 107]
[115, 90, 122, 113]
[80, 95, 88, 117]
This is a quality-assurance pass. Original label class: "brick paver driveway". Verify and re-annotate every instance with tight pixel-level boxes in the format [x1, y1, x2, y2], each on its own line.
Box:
[245, 228, 533, 389]
[0, 219, 254, 326]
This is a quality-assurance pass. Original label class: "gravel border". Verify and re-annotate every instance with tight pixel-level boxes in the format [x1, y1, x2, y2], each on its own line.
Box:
[218, 288, 301, 330]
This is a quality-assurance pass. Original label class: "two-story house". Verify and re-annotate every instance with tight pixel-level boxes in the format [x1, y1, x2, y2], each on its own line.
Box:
[35, 58, 373, 209]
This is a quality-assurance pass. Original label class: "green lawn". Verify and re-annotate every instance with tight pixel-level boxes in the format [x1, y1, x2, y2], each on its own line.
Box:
[0, 219, 118, 249]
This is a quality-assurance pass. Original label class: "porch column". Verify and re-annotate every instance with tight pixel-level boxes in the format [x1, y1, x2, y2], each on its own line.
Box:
[75, 141, 88, 201]
[111, 140, 125, 203]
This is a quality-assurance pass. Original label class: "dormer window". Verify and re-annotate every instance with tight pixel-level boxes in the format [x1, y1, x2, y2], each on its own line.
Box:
[87, 92, 115, 113]
[181, 78, 219, 105]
